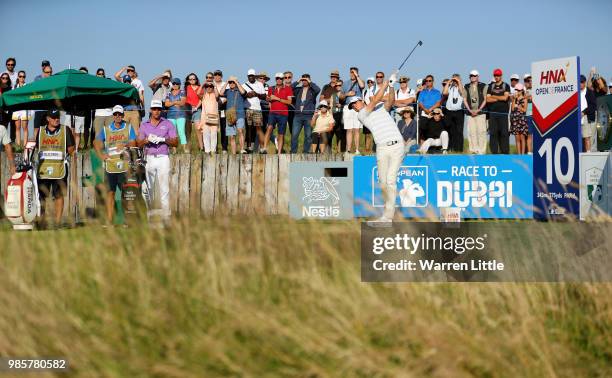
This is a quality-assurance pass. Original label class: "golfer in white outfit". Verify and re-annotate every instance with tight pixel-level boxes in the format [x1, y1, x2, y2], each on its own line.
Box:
[348, 74, 405, 222]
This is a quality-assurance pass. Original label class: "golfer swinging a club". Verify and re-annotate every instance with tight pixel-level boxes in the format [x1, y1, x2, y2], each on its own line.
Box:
[348, 71, 404, 223]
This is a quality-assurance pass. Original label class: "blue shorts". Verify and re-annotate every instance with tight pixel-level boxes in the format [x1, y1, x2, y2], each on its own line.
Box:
[192, 109, 202, 122]
[268, 113, 288, 134]
[226, 118, 244, 137]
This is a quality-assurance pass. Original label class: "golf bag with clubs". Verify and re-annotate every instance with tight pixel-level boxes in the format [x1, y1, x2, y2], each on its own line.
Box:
[4, 141, 40, 230]
[121, 147, 148, 222]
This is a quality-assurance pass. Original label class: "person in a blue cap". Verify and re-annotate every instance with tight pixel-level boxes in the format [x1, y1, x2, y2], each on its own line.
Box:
[164, 77, 188, 152]
[35, 108, 76, 227]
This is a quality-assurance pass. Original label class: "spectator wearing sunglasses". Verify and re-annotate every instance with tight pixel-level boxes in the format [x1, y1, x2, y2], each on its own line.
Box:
[265, 72, 293, 154]
[184, 73, 203, 150]
[165, 78, 189, 152]
[0, 73, 13, 135]
[417, 74, 442, 132]
[419, 108, 449, 154]
[339, 67, 365, 155]
[149, 70, 173, 115]
[12, 71, 31, 148]
[291, 74, 321, 153]
[33, 62, 53, 138]
[463, 70, 488, 154]
[242, 69, 267, 153]
[2, 57, 17, 87]
[114, 65, 145, 133]
[486, 68, 511, 154]
[212, 70, 228, 153]
[283, 71, 295, 142]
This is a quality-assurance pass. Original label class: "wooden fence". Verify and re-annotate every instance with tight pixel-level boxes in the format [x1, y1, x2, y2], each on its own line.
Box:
[0, 152, 349, 221]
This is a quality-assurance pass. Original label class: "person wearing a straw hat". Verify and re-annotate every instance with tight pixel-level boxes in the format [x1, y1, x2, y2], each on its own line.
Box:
[137, 100, 178, 222]
[347, 72, 403, 223]
[94, 105, 137, 225]
[310, 100, 335, 153]
[419, 108, 449, 154]
[397, 107, 417, 153]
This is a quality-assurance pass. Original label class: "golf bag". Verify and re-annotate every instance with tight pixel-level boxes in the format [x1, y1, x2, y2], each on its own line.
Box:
[4, 141, 40, 230]
[121, 147, 148, 222]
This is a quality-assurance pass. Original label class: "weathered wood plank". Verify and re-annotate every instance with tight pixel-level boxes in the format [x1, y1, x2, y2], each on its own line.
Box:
[277, 154, 290, 216]
[178, 154, 190, 215]
[81, 152, 95, 218]
[264, 155, 278, 215]
[189, 153, 202, 216]
[226, 155, 240, 214]
[251, 154, 266, 215]
[169, 154, 180, 214]
[214, 154, 228, 215]
[238, 154, 252, 214]
[201, 154, 216, 215]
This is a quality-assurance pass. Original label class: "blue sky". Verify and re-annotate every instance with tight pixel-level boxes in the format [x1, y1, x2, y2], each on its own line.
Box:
[2, 0, 610, 98]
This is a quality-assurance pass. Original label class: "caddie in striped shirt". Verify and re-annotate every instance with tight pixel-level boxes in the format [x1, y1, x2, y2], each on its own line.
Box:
[348, 71, 405, 223]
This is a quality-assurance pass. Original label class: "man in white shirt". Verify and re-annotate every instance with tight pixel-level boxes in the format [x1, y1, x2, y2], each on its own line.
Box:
[442, 73, 465, 152]
[114, 65, 145, 133]
[394, 76, 416, 120]
[2, 57, 17, 87]
[242, 69, 267, 153]
[349, 72, 404, 223]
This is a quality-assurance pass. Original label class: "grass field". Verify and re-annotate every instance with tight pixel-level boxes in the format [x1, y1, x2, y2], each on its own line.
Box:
[0, 217, 610, 377]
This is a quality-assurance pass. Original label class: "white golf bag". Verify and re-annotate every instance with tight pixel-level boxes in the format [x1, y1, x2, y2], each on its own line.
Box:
[4, 141, 40, 230]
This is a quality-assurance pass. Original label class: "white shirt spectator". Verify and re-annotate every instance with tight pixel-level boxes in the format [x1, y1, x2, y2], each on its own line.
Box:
[445, 85, 464, 111]
[242, 80, 265, 111]
[396, 87, 416, 102]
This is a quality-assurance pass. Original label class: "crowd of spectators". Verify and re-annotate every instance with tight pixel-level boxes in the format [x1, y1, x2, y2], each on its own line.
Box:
[1, 57, 610, 157]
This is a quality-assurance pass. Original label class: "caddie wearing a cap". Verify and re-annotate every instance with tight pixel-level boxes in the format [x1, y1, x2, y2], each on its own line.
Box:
[347, 71, 404, 223]
[36, 108, 76, 227]
[94, 105, 137, 225]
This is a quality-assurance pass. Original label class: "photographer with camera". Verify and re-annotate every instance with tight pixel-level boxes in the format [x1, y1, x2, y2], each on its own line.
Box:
[442, 74, 465, 152]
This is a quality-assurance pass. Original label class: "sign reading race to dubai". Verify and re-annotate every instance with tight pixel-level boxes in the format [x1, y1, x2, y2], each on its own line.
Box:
[353, 155, 533, 219]
[531, 56, 581, 219]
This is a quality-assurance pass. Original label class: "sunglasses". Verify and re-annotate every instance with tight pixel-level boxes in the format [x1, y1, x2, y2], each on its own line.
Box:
[376, 76, 384, 78]
[276, 77, 283, 80]
[188, 78, 196, 81]
[6, 63, 15, 67]
[1, 77, 8, 80]
[97, 72, 105, 76]
[44, 71, 52, 74]
[470, 74, 478, 77]
[524, 79, 531, 82]
[206, 76, 213, 79]
[151, 108, 162, 111]
[284, 76, 292, 79]
[425, 79, 433, 83]
[127, 69, 134, 72]
[113, 113, 124, 116]
[18, 75, 26, 78]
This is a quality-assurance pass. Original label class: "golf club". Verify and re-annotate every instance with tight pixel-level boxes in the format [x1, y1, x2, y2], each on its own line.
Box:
[398, 40, 423, 72]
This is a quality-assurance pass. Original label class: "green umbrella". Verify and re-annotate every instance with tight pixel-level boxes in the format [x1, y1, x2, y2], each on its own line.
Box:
[1, 69, 139, 111]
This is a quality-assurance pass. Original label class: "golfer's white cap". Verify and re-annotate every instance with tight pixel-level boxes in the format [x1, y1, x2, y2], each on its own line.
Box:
[150, 99, 163, 109]
[112, 105, 124, 114]
[247, 69, 256, 76]
[469, 70, 479, 76]
[275, 72, 284, 79]
[510, 74, 520, 80]
[524, 73, 532, 79]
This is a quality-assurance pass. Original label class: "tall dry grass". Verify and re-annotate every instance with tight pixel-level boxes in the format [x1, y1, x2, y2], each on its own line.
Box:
[0, 217, 610, 377]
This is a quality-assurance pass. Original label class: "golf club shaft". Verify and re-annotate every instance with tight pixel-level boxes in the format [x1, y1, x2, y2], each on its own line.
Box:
[398, 40, 423, 72]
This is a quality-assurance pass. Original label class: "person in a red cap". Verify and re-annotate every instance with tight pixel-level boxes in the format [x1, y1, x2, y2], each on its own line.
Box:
[486, 68, 511, 154]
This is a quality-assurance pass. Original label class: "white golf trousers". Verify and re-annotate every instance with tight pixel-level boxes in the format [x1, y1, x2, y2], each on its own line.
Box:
[146, 155, 171, 219]
[420, 130, 449, 153]
[376, 142, 405, 219]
